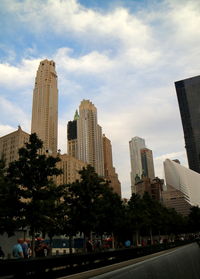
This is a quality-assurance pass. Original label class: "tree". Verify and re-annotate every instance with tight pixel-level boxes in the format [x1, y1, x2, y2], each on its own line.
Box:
[0, 158, 22, 236]
[95, 185, 125, 248]
[65, 165, 113, 250]
[127, 193, 146, 245]
[6, 133, 62, 256]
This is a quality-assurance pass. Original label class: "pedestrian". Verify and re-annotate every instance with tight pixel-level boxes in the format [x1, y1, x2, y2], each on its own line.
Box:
[27, 243, 32, 258]
[86, 239, 93, 252]
[0, 246, 5, 259]
[21, 240, 29, 259]
[12, 239, 24, 259]
[35, 239, 49, 257]
[125, 240, 131, 248]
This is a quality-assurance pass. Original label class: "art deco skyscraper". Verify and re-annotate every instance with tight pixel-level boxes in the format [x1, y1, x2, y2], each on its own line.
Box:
[175, 75, 200, 173]
[31, 59, 58, 155]
[77, 100, 104, 176]
[129, 136, 146, 193]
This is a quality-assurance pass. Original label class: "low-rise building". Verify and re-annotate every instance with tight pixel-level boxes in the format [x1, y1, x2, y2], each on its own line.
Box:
[56, 154, 87, 185]
[135, 176, 163, 201]
[0, 126, 30, 166]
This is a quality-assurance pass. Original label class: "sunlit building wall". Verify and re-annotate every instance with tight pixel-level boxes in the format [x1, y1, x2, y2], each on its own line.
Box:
[77, 100, 104, 177]
[31, 59, 58, 156]
[0, 126, 29, 167]
[56, 154, 87, 185]
[163, 159, 200, 215]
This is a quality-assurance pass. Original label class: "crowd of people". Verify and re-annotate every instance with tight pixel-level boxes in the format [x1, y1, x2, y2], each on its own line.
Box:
[11, 238, 50, 259]
[12, 239, 31, 259]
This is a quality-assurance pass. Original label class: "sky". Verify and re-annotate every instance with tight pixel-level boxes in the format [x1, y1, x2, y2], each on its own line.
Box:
[0, 0, 200, 198]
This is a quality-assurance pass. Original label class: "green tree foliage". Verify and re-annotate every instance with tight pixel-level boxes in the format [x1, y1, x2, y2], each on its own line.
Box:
[127, 193, 146, 245]
[95, 185, 125, 247]
[0, 158, 21, 236]
[65, 165, 110, 238]
[64, 165, 127, 251]
[6, 133, 62, 254]
[127, 192, 186, 245]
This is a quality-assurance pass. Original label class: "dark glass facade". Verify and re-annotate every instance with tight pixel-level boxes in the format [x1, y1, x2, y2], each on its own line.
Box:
[67, 120, 77, 140]
[175, 75, 200, 173]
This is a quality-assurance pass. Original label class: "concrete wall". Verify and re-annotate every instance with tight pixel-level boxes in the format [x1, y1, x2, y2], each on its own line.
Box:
[92, 243, 200, 279]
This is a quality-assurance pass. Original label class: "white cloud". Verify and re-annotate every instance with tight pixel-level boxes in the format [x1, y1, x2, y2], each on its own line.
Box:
[54, 48, 114, 74]
[0, 59, 40, 89]
[0, 124, 16, 137]
[0, 96, 30, 132]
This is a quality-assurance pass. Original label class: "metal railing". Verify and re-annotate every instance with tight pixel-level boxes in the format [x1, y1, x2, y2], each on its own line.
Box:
[0, 240, 194, 279]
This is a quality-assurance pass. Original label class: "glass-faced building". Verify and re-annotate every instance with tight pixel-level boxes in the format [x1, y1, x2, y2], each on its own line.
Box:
[175, 75, 200, 173]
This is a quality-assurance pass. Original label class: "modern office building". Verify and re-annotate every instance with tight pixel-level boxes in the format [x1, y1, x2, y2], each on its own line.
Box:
[72, 99, 105, 177]
[163, 158, 200, 215]
[129, 137, 146, 193]
[0, 126, 29, 167]
[140, 148, 155, 179]
[31, 59, 58, 156]
[102, 134, 121, 197]
[175, 75, 200, 173]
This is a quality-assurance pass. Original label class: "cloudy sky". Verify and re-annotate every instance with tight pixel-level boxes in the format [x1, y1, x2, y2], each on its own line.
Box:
[0, 0, 199, 198]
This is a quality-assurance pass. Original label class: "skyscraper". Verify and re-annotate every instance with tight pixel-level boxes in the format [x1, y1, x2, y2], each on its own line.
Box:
[140, 148, 155, 179]
[103, 134, 121, 196]
[67, 110, 79, 158]
[69, 100, 104, 176]
[129, 136, 146, 193]
[31, 59, 58, 155]
[175, 75, 200, 173]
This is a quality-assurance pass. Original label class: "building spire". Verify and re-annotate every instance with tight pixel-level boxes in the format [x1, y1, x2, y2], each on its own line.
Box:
[74, 110, 79, 120]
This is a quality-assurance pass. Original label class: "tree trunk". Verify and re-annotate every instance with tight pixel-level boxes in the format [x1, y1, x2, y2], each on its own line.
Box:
[136, 230, 139, 246]
[83, 233, 87, 252]
[49, 236, 53, 256]
[69, 235, 73, 254]
[31, 229, 36, 258]
[150, 227, 153, 245]
[111, 233, 115, 249]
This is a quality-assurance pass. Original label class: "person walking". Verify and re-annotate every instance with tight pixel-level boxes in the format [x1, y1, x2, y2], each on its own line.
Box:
[21, 240, 29, 259]
[12, 239, 24, 259]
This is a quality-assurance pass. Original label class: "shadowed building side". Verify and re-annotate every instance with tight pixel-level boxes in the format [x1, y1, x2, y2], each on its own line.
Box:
[140, 148, 155, 180]
[175, 76, 200, 173]
[103, 134, 121, 197]
[67, 110, 79, 158]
